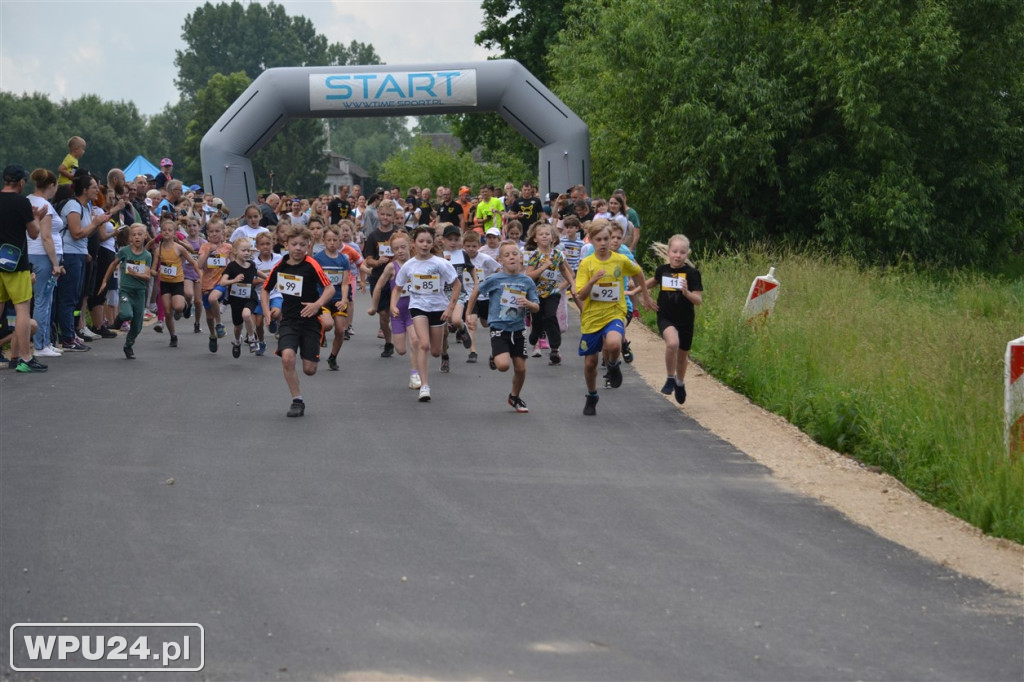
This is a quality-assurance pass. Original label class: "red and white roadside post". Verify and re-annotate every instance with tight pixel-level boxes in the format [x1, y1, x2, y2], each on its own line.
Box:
[743, 267, 780, 321]
[1006, 336, 1024, 459]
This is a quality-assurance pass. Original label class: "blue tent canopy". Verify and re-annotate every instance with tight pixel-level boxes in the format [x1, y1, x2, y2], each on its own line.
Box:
[123, 155, 160, 180]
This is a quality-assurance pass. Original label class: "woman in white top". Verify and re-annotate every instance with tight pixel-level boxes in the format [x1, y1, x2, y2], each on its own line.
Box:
[27, 169, 64, 356]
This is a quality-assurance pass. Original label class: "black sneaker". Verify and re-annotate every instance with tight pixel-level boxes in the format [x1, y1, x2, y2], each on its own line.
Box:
[194, 321, 202, 334]
[549, 350, 561, 365]
[458, 325, 472, 349]
[488, 356, 496, 370]
[583, 392, 599, 416]
[287, 399, 305, 418]
[622, 339, 634, 363]
[674, 381, 687, 405]
[231, 341, 241, 358]
[466, 351, 478, 363]
[169, 335, 178, 348]
[61, 340, 90, 352]
[606, 362, 623, 388]
[183, 302, 192, 319]
[124, 345, 135, 360]
[661, 378, 675, 394]
[327, 354, 339, 371]
[94, 326, 117, 339]
[268, 320, 279, 334]
[440, 355, 450, 373]
[380, 343, 394, 358]
[173, 309, 182, 321]
[343, 328, 352, 340]
[508, 394, 529, 413]
[209, 336, 218, 353]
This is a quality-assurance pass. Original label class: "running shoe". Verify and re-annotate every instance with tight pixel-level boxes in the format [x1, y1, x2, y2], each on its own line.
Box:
[418, 385, 431, 402]
[124, 346, 135, 359]
[488, 356, 496, 370]
[530, 345, 542, 357]
[183, 302, 192, 319]
[466, 351, 478, 363]
[287, 399, 305, 418]
[622, 339, 634, 363]
[381, 343, 394, 358]
[409, 372, 422, 389]
[46, 344, 64, 355]
[606, 362, 623, 388]
[548, 350, 561, 365]
[538, 337, 550, 350]
[256, 342, 266, 356]
[209, 336, 218, 353]
[327, 354, 339, 371]
[152, 323, 163, 334]
[35, 346, 61, 358]
[80, 327, 100, 340]
[121, 321, 131, 332]
[61, 340, 90, 352]
[169, 335, 178, 348]
[173, 310, 182, 321]
[440, 355, 450, 373]
[661, 378, 675, 395]
[249, 341, 259, 353]
[268, 320, 279, 334]
[674, 381, 687, 405]
[215, 323, 226, 338]
[377, 328, 385, 339]
[231, 341, 241, 358]
[15, 358, 47, 373]
[194, 321, 202, 334]
[457, 325, 472, 349]
[583, 392, 599, 416]
[508, 394, 529, 413]
[343, 328, 352, 340]
[94, 326, 117, 338]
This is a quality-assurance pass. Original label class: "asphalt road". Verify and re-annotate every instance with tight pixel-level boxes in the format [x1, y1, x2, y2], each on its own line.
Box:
[2, 292, 1021, 681]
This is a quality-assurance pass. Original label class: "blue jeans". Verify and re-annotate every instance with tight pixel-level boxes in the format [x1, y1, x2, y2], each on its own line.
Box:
[56, 253, 86, 342]
[28, 254, 57, 349]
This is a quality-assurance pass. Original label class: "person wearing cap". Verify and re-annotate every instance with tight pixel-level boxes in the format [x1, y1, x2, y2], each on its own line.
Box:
[0, 165, 48, 372]
[154, 158, 174, 191]
[456, 186, 475, 232]
[480, 227, 502, 259]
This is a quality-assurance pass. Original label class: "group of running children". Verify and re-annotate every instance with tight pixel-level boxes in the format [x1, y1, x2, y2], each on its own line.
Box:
[99, 205, 703, 418]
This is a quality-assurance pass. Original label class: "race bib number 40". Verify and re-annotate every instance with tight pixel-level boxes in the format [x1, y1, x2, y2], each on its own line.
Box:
[277, 273, 304, 296]
[590, 282, 620, 302]
[378, 244, 393, 258]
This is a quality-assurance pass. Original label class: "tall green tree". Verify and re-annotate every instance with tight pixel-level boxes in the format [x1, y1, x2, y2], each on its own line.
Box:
[182, 72, 252, 182]
[59, 95, 148, 178]
[449, 0, 568, 172]
[549, 0, 1024, 266]
[175, 1, 384, 198]
[380, 138, 532, 198]
[0, 93, 68, 175]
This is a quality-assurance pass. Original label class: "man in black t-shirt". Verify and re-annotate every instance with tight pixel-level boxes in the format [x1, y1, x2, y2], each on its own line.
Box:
[510, 182, 545, 232]
[328, 185, 350, 224]
[0, 165, 45, 372]
[435, 187, 462, 229]
[416, 187, 434, 226]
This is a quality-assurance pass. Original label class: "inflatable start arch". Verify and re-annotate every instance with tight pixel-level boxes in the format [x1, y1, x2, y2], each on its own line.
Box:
[200, 60, 590, 215]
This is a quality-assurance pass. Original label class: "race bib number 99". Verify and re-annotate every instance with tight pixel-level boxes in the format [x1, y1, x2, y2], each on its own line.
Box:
[277, 273, 303, 296]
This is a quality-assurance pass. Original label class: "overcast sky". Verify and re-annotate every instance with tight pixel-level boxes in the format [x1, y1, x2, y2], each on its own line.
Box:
[0, 0, 493, 117]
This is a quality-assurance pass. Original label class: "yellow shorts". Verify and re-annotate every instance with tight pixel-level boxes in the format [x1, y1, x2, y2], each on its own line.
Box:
[321, 305, 349, 318]
[0, 270, 32, 304]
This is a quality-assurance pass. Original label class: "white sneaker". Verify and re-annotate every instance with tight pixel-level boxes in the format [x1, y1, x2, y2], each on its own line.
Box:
[47, 344, 64, 355]
[79, 327, 99, 340]
[35, 346, 61, 358]
[418, 385, 431, 402]
[408, 373, 422, 389]
[530, 345, 542, 357]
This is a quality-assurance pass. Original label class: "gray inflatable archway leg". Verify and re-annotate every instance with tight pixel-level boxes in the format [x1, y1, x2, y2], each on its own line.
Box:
[200, 60, 589, 216]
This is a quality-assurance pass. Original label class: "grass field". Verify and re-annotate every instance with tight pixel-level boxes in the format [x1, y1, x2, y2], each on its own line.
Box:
[642, 249, 1024, 543]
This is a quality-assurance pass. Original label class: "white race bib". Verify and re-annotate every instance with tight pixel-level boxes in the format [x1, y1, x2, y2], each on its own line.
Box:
[126, 262, 147, 276]
[500, 286, 526, 307]
[541, 268, 562, 282]
[411, 273, 440, 293]
[230, 283, 252, 298]
[562, 245, 580, 259]
[277, 273, 304, 296]
[323, 268, 345, 286]
[661, 274, 686, 291]
[378, 244, 393, 258]
[207, 255, 228, 268]
[159, 264, 178, 278]
[590, 282, 620, 302]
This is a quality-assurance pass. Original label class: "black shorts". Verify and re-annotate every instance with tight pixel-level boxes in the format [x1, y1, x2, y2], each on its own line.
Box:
[228, 297, 256, 326]
[657, 316, 695, 351]
[369, 277, 391, 313]
[474, 300, 489, 325]
[409, 308, 446, 326]
[489, 328, 527, 359]
[160, 280, 186, 298]
[276, 317, 323, 362]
